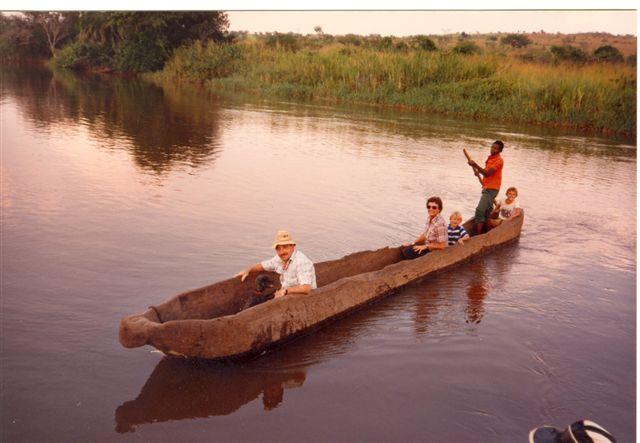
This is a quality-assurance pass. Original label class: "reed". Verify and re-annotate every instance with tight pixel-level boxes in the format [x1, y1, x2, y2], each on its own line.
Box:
[149, 39, 636, 136]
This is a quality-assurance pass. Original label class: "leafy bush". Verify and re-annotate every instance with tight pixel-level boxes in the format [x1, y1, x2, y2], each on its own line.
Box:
[626, 54, 636, 66]
[453, 41, 481, 55]
[593, 45, 623, 63]
[336, 34, 362, 46]
[550, 45, 587, 63]
[0, 14, 50, 60]
[380, 36, 393, 50]
[411, 35, 436, 51]
[500, 34, 531, 48]
[518, 48, 552, 64]
[161, 41, 242, 82]
[116, 32, 167, 72]
[52, 41, 113, 69]
[265, 33, 299, 51]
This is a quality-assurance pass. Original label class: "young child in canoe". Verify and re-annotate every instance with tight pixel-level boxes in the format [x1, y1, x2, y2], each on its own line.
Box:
[448, 211, 470, 246]
[489, 186, 521, 228]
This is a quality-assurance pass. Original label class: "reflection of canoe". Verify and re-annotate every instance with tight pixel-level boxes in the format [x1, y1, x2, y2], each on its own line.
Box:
[119, 212, 524, 359]
[115, 357, 306, 433]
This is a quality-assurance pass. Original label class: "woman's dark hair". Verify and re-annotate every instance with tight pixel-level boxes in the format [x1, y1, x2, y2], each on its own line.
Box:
[493, 140, 504, 151]
[426, 196, 443, 211]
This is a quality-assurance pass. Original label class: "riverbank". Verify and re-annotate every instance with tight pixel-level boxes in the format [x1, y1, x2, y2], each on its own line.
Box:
[145, 39, 636, 137]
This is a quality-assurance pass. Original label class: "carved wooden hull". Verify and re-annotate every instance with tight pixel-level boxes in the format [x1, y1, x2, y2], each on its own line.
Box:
[119, 212, 524, 359]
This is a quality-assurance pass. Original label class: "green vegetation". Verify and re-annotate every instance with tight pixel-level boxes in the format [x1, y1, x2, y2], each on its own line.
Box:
[501, 33, 532, 48]
[453, 41, 481, 55]
[412, 35, 437, 51]
[147, 35, 636, 136]
[2, 14, 635, 136]
[593, 45, 624, 63]
[550, 45, 587, 63]
[1, 12, 229, 72]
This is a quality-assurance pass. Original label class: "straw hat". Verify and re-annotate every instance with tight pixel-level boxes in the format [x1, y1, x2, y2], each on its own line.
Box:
[272, 230, 296, 248]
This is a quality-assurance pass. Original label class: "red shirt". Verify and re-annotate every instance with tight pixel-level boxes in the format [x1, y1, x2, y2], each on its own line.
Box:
[482, 154, 503, 190]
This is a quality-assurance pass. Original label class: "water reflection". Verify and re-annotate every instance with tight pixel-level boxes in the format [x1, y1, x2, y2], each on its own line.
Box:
[115, 357, 307, 433]
[465, 262, 488, 325]
[1, 67, 223, 174]
[413, 284, 441, 337]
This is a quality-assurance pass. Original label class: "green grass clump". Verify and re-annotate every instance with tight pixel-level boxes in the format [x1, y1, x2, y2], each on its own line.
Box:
[151, 38, 636, 136]
[158, 41, 243, 82]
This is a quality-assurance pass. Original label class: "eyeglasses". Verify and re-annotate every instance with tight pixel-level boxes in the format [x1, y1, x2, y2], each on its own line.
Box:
[427, 205, 439, 210]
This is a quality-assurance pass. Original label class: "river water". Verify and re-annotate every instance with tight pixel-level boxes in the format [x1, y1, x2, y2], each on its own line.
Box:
[0, 66, 636, 442]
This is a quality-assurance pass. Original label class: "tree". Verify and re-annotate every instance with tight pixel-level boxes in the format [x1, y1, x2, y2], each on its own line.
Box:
[500, 33, 531, 48]
[593, 45, 623, 63]
[77, 11, 228, 48]
[25, 12, 78, 55]
[314, 25, 323, 35]
[74, 11, 230, 72]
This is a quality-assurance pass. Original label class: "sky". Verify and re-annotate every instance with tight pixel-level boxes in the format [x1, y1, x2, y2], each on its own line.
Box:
[227, 10, 638, 37]
[3, 1, 638, 37]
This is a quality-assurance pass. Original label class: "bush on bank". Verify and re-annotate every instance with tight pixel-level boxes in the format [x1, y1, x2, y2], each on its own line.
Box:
[160, 41, 243, 81]
[149, 39, 636, 136]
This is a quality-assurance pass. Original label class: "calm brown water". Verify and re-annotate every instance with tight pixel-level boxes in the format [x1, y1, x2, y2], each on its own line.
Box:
[1, 66, 636, 442]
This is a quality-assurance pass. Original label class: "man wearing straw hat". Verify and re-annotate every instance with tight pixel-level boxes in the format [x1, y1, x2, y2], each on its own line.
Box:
[235, 230, 317, 298]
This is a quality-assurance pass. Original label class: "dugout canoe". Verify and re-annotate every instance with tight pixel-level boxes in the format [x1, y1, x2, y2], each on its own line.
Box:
[119, 211, 524, 359]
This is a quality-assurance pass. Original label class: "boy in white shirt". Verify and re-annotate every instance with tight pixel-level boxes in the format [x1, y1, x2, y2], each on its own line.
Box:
[489, 186, 521, 228]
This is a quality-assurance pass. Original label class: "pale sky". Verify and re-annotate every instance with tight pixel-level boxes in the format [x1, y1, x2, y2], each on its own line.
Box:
[227, 11, 637, 37]
[3, 0, 638, 37]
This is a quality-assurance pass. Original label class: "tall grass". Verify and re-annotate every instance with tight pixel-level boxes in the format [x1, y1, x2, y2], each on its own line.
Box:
[149, 39, 636, 136]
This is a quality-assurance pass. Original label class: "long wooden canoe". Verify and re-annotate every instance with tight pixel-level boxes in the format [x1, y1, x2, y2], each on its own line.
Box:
[119, 212, 524, 359]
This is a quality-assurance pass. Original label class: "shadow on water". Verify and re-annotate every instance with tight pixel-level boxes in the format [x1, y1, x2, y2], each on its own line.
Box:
[1, 66, 224, 175]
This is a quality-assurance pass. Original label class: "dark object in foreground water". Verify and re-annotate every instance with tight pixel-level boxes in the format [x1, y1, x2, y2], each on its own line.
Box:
[242, 274, 277, 310]
[529, 420, 615, 443]
[119, 212, 524, 360]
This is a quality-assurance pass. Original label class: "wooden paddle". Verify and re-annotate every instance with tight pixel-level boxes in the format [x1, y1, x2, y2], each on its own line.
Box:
[463, 148, 483, 185]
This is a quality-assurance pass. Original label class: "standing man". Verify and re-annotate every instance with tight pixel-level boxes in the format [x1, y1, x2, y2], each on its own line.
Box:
[468, 140, 504, 235]
[235, 230, 317, 298]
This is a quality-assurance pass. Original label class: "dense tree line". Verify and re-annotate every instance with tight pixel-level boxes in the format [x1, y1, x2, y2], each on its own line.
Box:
[1, 12, 229, 72]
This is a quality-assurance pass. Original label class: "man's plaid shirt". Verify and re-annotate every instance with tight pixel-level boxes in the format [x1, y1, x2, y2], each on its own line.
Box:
[261, 249, 317, 290]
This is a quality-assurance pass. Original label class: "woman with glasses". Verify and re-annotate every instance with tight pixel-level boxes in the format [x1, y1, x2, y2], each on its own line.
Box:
[401, 196, 448, 260]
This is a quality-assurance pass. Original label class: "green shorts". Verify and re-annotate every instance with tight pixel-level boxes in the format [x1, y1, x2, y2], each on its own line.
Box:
[474, 189, 499, 223]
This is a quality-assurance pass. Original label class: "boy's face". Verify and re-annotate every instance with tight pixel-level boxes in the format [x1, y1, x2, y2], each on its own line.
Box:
[506, 190, 517, 201]
[450, 215, 461, 227]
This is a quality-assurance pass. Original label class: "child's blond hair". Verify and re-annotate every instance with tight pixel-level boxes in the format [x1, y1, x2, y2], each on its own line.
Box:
[506, 186, 518, 196]
[450, 211, 463, 220]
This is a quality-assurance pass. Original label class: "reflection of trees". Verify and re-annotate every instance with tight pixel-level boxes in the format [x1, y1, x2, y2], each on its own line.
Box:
[1, 66, 223, 174]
